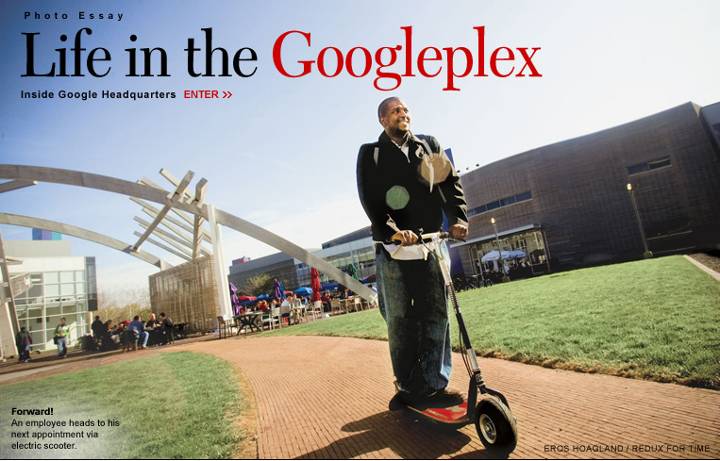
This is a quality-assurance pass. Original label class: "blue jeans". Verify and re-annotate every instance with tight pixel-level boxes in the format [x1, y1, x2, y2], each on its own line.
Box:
[375, 247, 452, 397]
[56, 337, 67, 356]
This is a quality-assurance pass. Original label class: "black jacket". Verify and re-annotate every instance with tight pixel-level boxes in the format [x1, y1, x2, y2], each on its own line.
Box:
[356, 131, 467, 242]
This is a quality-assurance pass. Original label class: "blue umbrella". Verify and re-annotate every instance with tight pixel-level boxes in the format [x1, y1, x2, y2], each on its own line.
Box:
[321, 281, 340, 291]
[294, 287, 313, 296]
[256, 293, 270, 300]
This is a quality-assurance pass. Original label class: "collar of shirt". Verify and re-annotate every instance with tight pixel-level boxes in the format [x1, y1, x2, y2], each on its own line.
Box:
[380, 131, 414, 162]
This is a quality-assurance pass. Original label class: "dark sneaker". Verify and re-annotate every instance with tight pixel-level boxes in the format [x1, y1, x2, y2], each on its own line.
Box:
[388, 391, 413, 411]
[413, 388, 465, 409]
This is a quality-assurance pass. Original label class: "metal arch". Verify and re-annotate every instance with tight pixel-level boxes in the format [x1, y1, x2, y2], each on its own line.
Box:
[0, 164, 377, 301]
[0, 212, 170, 269]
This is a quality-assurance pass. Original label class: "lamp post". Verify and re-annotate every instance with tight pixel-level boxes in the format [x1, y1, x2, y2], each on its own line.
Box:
[626, 183, 652, 258]
[491, 217, 509, 281]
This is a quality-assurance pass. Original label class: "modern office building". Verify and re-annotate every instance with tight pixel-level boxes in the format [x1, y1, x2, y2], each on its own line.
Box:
[228, 228, 376, 292]
[1, 240, 97, 352]
[227, 101, 719, 289]
[228, 251, 303, 293]
[451, 101, 720, 277]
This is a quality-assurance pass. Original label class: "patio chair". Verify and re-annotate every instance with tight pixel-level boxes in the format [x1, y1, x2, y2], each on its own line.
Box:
[262, 308, 279, 330]
[306, 300, 322, 321]
[361, 298, 369, 310]
[330, 299, 343, 315]
[217, 316, 230, 339]
[278, 305, 291, 328]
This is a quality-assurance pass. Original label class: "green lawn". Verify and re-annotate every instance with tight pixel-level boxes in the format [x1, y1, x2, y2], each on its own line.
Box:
[266, 255, 720, 388]
[0, 352, 248, 459]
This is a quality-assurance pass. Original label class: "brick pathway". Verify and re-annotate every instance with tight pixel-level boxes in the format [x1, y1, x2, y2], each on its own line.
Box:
[177, 336, 720, 459]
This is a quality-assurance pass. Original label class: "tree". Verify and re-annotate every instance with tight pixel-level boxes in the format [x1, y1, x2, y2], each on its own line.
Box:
[242, 273, 274, 296]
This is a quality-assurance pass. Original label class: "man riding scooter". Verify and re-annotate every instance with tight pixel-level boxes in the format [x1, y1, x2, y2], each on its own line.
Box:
[356, 96, 468, 407]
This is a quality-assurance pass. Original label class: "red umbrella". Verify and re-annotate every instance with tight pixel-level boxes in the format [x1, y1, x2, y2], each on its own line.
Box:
[310, 267, 322, 302]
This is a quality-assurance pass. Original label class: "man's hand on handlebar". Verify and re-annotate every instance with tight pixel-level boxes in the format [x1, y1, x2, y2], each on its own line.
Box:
[391, 230, 419, 246]
[449, 223, 468, 241]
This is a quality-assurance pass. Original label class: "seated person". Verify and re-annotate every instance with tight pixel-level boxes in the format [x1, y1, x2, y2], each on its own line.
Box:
[129, 315, 148, 349]
[159, 312, 174, 345]
[145, 313, 161, 346]
[121, 327, 138, 352]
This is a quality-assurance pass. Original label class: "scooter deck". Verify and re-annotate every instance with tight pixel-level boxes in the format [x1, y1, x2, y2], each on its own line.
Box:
[407, 400, 470, 425]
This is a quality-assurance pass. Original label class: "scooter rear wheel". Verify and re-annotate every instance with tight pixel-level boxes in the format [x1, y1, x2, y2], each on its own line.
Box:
[474, 399, 517, 453]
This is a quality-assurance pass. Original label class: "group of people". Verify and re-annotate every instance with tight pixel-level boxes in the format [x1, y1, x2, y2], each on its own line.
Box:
[90, 312, 174, 352]
[319, 289, 357, 313]
[243, 290, 357, 323]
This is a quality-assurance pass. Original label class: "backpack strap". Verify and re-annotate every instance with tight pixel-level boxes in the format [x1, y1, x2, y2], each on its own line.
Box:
[416, 137, 435, 157]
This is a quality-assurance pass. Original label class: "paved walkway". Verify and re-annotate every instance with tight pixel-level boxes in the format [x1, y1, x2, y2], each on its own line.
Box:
[685, 255, 720, 281]
[176, 336, 720, 459]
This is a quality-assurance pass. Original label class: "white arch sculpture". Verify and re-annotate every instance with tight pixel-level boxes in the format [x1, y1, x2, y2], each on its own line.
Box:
[0, 213, 170, 269]
[0, 164, 377, 305]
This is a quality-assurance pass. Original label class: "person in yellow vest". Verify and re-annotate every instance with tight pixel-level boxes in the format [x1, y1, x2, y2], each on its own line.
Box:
[54, 317, 70, 358]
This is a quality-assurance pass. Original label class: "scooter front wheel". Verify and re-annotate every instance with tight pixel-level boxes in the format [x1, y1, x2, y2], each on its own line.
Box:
[474, 398, 517, 454]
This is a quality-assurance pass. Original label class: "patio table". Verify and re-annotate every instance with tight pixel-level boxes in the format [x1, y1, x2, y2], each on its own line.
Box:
[234, 313, 262, 334]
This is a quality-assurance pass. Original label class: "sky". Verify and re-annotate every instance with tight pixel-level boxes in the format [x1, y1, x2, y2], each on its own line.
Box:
[0, 0, 719, 295]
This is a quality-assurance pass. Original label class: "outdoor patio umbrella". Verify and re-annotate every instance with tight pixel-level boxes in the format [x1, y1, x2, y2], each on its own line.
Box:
[345, 263, 359, 279]
[273, 279, 284, 300]
[256, 293, 270, 300]
[310, 267, 322, 302]
[229, 282, 241, 315]
[480, 250, 515, 263]
[295, 287, 313, 297]
[321, 281, 340, 291]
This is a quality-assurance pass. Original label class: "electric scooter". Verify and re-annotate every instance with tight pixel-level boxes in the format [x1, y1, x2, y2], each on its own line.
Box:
[393, 231, 518, 454]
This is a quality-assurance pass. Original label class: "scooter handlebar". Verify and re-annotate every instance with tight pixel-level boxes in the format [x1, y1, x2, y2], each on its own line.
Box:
[419, 231, 450, 242]
[388, 231, 451, 244]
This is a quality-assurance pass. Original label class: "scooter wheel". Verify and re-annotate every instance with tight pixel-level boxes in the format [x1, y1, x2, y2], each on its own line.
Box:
[474, 399, 517, 453]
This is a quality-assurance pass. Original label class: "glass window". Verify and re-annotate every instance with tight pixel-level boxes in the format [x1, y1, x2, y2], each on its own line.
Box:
[627, 163, 647, 174]
[627, 156, 671, 175]
[27, 285, 43, 299]
[45, 285, 59, 297]
[61, 284, 75, 296]
[76, 283, 86, 294]
[74, 270, 85, 281]
[648, 157, 671, 170]
[60, 271, 74, 283]
[516, 191, 532, 202]
[44, 272, 58, 284]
